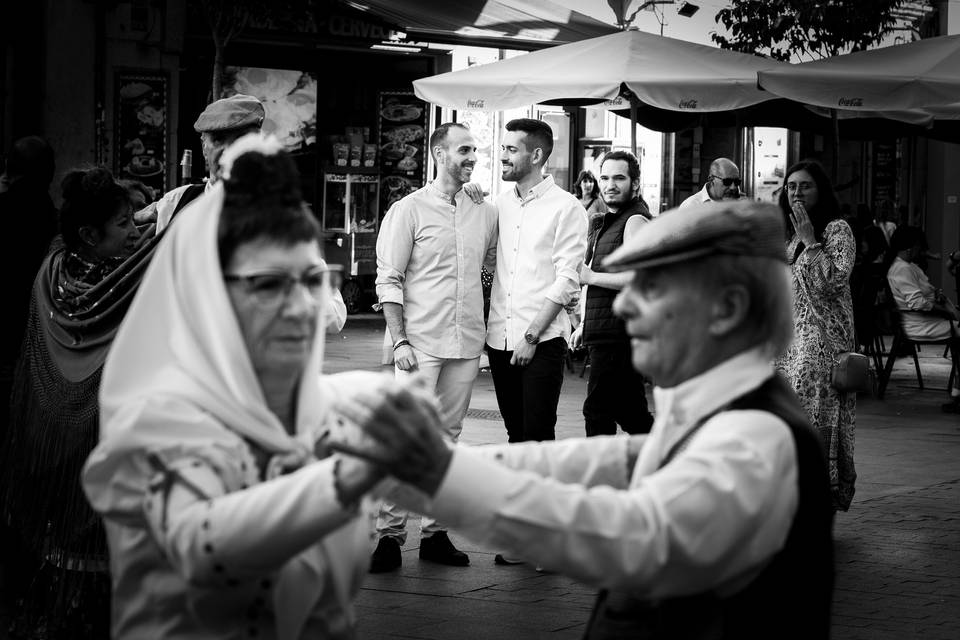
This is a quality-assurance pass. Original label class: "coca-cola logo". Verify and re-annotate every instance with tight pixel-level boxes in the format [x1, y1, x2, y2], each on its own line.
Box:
[678, 99, 698, 109]
[466, 99, 485, 109]
[838, 97, 863, 107]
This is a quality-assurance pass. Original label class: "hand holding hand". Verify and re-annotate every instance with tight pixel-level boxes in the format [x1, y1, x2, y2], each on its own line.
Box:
[462, 182, 486, 205]
[789, 202, 817, 247]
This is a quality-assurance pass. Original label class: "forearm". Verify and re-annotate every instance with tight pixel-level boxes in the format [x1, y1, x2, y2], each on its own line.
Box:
[381, 302, 406, 344]
[527, 299, 564, 337]
[586, 271, 632, 291]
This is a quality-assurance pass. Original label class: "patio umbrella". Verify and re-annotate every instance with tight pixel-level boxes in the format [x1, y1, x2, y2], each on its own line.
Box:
[757, 34, 960, 114]
[412, 29, 791, 153]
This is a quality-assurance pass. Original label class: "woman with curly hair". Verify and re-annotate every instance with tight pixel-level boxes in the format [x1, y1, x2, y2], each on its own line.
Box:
[574, 169, 607, 217]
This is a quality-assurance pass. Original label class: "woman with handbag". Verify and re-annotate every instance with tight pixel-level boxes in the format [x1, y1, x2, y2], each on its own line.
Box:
[775, 159, 858, 512]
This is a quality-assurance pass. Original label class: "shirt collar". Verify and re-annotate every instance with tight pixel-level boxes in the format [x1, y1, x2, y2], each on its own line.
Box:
[513, 174, 555, 203]
[652, 347, 774, 431]
[427, 181, 461, 205]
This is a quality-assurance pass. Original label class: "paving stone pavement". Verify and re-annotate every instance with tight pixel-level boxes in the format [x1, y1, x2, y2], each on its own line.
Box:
[328, 314, 960, 640]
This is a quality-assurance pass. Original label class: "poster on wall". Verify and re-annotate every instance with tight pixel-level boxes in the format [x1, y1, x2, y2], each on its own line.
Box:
[115, 71, 167, 194]
[222, 66, 318, 152]
[378, 91, 428, 214]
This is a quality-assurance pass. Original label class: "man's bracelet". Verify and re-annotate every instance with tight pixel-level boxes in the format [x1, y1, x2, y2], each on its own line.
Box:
[393, 338, 411, 351]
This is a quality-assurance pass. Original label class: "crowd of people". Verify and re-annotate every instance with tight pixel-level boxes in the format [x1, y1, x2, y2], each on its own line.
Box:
[0, 100, 956, 639]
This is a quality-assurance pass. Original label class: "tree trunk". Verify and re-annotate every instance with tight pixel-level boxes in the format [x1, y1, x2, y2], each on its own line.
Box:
[211, 36, 224, 101]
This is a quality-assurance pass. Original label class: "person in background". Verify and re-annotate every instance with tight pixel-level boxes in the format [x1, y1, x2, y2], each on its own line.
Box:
[885, 225, 960, 413]
[574, 169, 607, 217]
[369, 122, 498, 573]
[336, 200, 834, 640]
[874, 199, 898, 246]
[0, 166, 141, 639]
[572, 150, 654, 437]
[136, 94, 264, 232]
[850, 225, 891, 354]
[776, 159, 857, 513]
[678, 157, 742, 210]
[120, 178, 155, 212]
[81, 133, 419, 639]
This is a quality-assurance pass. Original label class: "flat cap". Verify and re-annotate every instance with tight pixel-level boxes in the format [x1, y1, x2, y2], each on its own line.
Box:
[193, 94, 264, 133]
[603, 200, 787, 272]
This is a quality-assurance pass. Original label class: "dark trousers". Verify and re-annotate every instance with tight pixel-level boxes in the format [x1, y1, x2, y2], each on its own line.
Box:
[488, 337, 566, 442]
[583, 343, 653, 437]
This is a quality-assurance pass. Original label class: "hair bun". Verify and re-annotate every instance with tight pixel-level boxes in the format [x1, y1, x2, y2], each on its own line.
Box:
[221, 133, 301, 207]
[61, 167, 117, 204]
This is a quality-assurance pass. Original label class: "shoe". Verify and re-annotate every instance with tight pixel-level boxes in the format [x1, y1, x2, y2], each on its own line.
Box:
[369, 536, 402, 573]
[942, 397, 960, 413]
[494, 553, 525, 566]
[419, 531, 469, 566]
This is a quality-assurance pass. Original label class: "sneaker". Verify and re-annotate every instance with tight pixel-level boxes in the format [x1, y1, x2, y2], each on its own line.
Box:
[418, 531, 469, 566]
[369, 536, 402, 573]
[493, 553, 525, 566]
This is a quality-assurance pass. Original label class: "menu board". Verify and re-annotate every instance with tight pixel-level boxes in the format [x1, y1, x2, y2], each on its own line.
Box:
[872, 141, 897, 210]
[115, 71, 168, 193]
[378, 91, 428, 213]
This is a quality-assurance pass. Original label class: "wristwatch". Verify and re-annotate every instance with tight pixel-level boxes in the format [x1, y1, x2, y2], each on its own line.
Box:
[524, 332, 540, 345]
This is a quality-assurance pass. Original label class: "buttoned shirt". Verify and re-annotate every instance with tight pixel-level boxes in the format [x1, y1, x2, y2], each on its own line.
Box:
[486, 175, 587, 350]
[678, 184, 714, 210]
[413, 348, 798, 599]
[376, 183, 498, 359]
[887, 256, 959, 340]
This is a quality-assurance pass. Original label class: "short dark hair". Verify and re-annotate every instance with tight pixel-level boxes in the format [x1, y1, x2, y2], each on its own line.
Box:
[59, 167, 130, 249]
[218, 149, 320, 269]
[574, 170, 599, 199]
[778, 159, 841, 241]
[601, 150, 640, 182]
[505, 118, 553, 163]
[429, 122, 469, 158]
[889, 225, 927, 254]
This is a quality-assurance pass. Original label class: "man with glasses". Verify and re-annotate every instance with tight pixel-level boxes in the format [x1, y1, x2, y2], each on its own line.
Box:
[370, 122, 499, 572]
[679, 157, 743, 210]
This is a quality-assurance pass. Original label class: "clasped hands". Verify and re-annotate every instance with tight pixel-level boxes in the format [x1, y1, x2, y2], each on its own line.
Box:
[788, 202, 817, 247]
[329, 375, 453, 497]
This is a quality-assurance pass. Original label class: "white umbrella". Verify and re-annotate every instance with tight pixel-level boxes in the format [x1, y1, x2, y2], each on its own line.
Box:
[757, 34, 960, 114]
[413, 29, 790, 153]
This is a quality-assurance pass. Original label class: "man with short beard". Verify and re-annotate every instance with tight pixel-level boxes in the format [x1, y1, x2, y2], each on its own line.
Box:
[679, 157, 743, 210]
[370, 122, 498, 572]
[573, 150, 654, 436]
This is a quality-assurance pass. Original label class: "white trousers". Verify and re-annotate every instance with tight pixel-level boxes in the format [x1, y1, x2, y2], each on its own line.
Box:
[376, 346, 479, 542]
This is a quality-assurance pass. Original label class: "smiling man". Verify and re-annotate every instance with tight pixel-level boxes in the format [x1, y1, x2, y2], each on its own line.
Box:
[343, 199, 835, 639]
[370, 122, 498, 572]
[573, 150, 654, 437]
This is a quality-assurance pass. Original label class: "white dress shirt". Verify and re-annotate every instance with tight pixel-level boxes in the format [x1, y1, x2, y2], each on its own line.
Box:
[155, 180, 216, 233]
[486, 175, 587, 350]
[887, 256, 958, 340]
[678, 185, 714, 210]
[376, 183, 498, 359]
[414, 348, 799, 599]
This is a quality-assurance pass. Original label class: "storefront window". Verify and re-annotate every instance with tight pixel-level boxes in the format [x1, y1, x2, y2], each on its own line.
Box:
[539, 110, 571, 191]
[751, 127, 788, 205]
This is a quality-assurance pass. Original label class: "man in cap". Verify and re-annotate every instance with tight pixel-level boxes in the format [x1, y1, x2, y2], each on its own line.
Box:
[678, 157, 743, 210]
[136, 94, 264, 233]
[572, 150, 654, 437]
[338, 200, 835, 639]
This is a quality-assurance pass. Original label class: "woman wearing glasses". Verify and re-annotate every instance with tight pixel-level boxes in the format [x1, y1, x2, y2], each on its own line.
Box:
[775, 159, 857, 513]
[82, 134, 411, 639]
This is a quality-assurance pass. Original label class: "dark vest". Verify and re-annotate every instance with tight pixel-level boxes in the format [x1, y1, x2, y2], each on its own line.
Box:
[584, 374, 834, 640]
[583, 199, 650, 345]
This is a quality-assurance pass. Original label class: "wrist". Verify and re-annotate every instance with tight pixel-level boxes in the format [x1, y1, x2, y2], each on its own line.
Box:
[523, 330, 540, 345]
[393, 338, 411, 351]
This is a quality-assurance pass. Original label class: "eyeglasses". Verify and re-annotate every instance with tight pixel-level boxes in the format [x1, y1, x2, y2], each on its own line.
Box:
[709, 175, 741, 188]
[224, 265, 343, 308]
[786, 181, 816, 193]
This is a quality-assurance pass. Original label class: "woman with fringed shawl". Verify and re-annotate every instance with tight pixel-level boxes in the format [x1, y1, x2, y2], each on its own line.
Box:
[0, 167, 145, 638]
[82, 134, 414, 639]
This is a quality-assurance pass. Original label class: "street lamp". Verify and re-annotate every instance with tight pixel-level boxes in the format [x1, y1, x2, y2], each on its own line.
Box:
[606, 1, 700, 32]
[677, 2, 700, 18]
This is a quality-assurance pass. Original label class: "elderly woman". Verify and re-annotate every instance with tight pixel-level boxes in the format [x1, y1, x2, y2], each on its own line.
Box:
[575, 169, 607, 217]
[775, 159, 857, 512]
[82, 134, 407, 639]
[0, 166, 143, 638]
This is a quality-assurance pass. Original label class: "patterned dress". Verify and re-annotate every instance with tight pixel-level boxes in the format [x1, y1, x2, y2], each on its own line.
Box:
[776, 218, 857, 511]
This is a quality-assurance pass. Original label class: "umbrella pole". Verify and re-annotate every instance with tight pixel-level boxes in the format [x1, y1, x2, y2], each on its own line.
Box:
[831, 108, 840, 184]
[630, 99, 638, 156]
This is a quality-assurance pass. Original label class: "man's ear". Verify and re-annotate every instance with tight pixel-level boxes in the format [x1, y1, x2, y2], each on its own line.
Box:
[531, 147, 544, 166]
[78, 225, 101, 249]
[708, 284, 749, 337]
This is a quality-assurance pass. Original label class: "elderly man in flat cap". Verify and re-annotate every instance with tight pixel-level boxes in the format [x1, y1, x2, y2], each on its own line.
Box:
[136, 94, 264, 233]
[336, 200, 835, 639]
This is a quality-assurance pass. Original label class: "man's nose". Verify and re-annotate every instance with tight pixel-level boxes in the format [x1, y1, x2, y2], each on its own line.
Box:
[612, 289, 632, 318]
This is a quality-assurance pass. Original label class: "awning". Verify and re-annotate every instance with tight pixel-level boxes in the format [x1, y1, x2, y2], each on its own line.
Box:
[341, 0, 618, 50]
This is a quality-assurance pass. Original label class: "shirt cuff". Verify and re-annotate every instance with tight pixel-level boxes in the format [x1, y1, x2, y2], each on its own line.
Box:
[546, 276, 579, 306]
[430, 448, 515, 530]
[376, 287, 404, 306]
